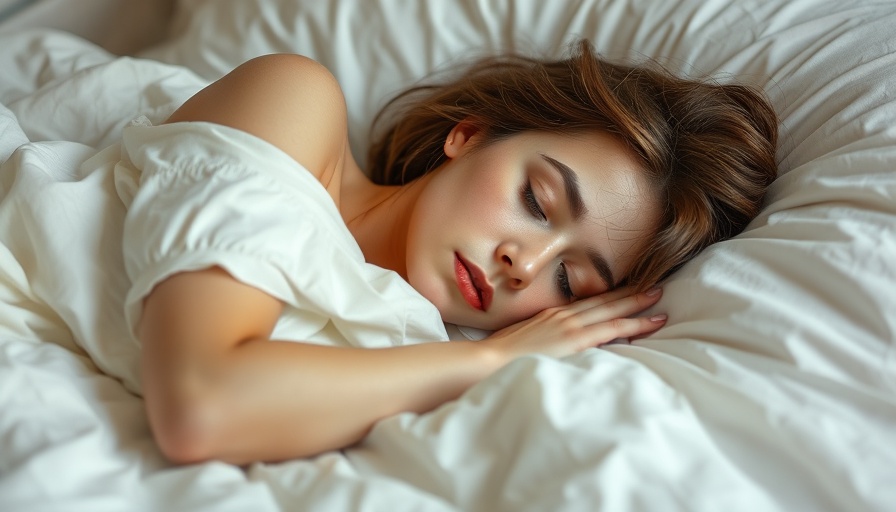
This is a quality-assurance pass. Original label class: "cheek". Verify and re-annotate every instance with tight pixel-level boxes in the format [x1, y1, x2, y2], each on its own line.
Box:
[462, 176, 524, 239]
[457, 173, 506, 217]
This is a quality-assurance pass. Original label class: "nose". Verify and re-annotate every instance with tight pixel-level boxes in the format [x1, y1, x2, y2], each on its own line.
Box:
[496, 236, 560, 290]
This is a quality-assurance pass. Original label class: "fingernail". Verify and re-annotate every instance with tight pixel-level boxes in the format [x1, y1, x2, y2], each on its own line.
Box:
[650, 314, 667, 322]
[646, 287, 662, 297]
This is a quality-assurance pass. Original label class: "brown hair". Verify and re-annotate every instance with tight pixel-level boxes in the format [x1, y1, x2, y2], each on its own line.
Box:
[367, 40, 778, 291]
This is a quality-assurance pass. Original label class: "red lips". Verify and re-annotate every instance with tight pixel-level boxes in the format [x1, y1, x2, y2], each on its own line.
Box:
[454, 253, 493, 312]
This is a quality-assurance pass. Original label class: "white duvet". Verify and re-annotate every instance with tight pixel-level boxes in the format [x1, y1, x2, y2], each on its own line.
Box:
[1, 0, 895, 511]
[1, 112, 448, 391]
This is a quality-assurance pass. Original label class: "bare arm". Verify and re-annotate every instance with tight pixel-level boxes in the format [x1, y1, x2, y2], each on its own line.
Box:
[139, 268, 504, 465]
[140, 268, 662, 465]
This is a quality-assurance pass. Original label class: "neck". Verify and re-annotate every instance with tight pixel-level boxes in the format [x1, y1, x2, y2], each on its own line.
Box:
[340, 172, 432, 279]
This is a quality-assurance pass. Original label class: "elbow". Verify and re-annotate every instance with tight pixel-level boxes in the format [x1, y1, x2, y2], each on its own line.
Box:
[145, 386, 224, 465]
[152, 418, 214, 466]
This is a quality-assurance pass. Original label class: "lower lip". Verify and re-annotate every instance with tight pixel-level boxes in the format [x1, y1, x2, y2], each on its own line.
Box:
[454, 254, 484, 311]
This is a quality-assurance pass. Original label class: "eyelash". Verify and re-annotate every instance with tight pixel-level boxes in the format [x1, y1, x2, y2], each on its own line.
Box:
[522, 181, 546, 221]
[521, 181, 575, 301]
[557, 263, 575, 301]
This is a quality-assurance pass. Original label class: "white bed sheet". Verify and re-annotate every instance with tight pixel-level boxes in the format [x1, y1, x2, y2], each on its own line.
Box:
[1, 0, 895, 511]
[0, 0, 173, 54]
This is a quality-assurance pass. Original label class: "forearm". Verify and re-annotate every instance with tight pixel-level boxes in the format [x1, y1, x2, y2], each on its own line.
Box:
[139, 269, 666, 465]
[143, 338, 505, 465]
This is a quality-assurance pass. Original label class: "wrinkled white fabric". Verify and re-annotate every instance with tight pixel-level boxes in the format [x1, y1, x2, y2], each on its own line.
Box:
[118, 118, 448, 354]
[0, 115, 447, 394]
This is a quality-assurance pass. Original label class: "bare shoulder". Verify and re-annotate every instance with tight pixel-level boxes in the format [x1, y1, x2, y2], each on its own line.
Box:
[166, 54, 349, 182]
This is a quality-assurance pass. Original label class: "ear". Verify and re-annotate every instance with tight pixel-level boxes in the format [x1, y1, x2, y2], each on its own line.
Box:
[443, 120, 480, 158]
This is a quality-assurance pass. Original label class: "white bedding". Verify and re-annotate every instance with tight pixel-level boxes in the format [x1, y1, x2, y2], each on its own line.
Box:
[0, 0, 173, 54]
[1, 0, 895, 511]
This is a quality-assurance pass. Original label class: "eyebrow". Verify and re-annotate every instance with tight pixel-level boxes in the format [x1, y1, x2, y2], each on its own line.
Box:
[539, 153, 587, 220]
[588, 249, 616, 291]
[539, 153, 615, 289]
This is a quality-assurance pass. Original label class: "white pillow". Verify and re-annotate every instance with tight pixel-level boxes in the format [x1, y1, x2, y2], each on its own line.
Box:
[143, 0, 774, 161]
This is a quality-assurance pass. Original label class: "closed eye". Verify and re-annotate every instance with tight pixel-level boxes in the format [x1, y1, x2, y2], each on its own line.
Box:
[557, 263, 576, 301]
[521, 181, 546, 221]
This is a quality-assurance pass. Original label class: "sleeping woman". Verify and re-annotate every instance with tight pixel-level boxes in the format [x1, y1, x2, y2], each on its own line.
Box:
[0, 40, 777, 465]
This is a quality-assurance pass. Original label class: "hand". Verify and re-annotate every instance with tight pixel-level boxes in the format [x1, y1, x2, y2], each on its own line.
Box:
[481, 287, 666, 360]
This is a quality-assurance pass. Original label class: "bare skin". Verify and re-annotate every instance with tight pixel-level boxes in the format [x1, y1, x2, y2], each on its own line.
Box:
[140, 54, 666, 465]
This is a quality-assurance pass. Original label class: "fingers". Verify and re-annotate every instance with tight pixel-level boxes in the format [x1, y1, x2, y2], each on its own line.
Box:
[568, 287, 665, 347]
[564, 286, 639, 313]
[573, 287, 663, 325]
[585, 313, 666, 347]
[490, 287, 667, 357]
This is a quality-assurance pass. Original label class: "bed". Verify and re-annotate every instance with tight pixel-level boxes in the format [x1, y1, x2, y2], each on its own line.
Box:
[0, 0, 893, 510]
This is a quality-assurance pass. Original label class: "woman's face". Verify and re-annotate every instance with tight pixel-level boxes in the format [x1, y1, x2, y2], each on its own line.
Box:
[405, 125, 660, 330]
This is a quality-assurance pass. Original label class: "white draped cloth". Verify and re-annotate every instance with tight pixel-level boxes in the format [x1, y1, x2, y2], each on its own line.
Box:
[0, 116, 448, 393]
